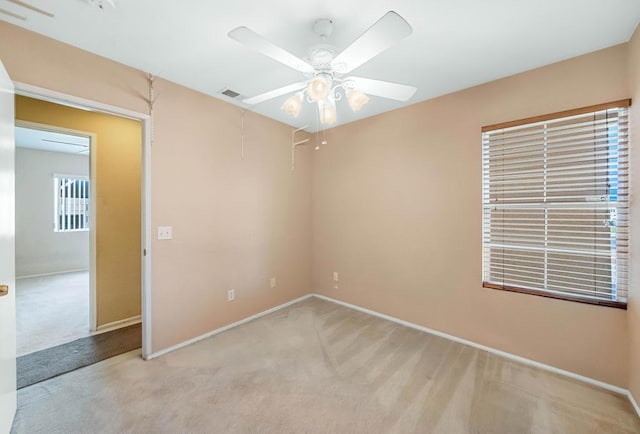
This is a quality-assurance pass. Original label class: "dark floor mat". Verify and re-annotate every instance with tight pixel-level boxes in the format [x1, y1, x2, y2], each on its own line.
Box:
[17, 323, 142, 389]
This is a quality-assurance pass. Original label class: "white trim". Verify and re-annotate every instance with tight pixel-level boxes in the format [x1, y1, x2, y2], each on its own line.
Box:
[141, 291, 640, 413]
[14, 119, 96, 139]
[89, 130, 97, 331]
[52, 173, 89, 181]
[14, 82, 151, 121]
[16, 269, 88, 280]
[92, 315, 142, 335]
[311, 294, 629, 396]
[14, 82, 153, 359]
[140, 113, 152, 359]
[146, 294, 314, 360]
[627, 390, 640, 419]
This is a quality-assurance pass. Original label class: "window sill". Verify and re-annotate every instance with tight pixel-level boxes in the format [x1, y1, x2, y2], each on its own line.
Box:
[482, 282, 627, 310]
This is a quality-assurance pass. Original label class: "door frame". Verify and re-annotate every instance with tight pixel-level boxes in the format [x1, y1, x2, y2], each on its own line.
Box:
[14, 82, 153, 359]
[14, 120, 98, 331]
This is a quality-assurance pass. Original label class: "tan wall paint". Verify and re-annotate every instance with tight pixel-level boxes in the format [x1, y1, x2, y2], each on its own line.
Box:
[150, 80, 312, 349]
[312, 44, 631, 387]
[1, 19, 635, 388]
[15, 96, 142, 327]
[628, 24, 640, 404]
[0, 21, 312, 352]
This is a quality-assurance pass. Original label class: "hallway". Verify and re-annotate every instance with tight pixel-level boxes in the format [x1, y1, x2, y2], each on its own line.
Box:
[16, 271, 90, 356]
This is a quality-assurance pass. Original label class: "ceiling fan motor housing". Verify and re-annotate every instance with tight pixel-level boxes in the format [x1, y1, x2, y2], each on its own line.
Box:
[307, 45, 336, 73]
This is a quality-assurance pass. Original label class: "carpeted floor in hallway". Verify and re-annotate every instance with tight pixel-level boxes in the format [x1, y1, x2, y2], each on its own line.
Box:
[11, 297, 640, 433]
[16, 271, 90, 356]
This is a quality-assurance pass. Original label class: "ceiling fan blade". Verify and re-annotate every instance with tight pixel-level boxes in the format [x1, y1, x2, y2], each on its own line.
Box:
[6, 0, 54, 17]
[229, 26, 314, 74]
[242, 82, 307, 105]
[346, 76, 417, 101]
[0, 8, 26, 20]
[331, 11, 412, 74]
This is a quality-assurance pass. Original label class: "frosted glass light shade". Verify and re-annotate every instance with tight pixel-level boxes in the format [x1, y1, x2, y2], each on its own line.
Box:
[281, 93, 303, 117]
[319, 99, 337, 125]
[347, 89, 370, 112]
[307, 76, 330, 101]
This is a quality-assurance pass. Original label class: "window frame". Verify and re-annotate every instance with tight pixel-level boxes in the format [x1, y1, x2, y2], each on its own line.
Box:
[53, 173, 90, 233]
[481, 99, 631, 309]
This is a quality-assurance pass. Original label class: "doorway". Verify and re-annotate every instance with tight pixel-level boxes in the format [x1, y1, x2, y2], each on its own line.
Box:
[14, 124, 94, 356]
[12, 90, 151, 387]
[13, 83, 153, 361]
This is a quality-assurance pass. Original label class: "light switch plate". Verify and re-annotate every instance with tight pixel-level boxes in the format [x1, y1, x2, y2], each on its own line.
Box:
[157, 226, 172, 240]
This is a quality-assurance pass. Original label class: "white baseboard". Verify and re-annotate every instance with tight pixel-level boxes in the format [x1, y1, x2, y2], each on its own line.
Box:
[311, 294, 629, 397]
[146, 294, 314, 360]
[93, 315, 141, 335]
[141, 291, 639, 417]
[628, 390, 640, 419]
[16, 268, 89, 280]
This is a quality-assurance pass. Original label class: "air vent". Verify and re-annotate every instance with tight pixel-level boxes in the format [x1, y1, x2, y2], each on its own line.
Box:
[221, 88, 241, 98]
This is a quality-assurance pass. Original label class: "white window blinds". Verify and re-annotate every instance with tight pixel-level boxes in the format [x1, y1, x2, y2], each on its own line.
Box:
[482, 102, 629, 307]
[54, 174, 90, 232]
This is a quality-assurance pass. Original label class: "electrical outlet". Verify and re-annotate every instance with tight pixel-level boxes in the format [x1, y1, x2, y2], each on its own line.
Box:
[227, 289, 235, 302]
[157, 226, 172, 240]
[270, 277, 276, 288]
[333, 271, 339, 282]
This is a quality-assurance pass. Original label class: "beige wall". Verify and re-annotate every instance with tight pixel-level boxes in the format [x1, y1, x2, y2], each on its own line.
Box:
[15, 148, 89, 277]
[0, 21, 312, 352]
[1, 19, 637, 391]
[628, 24, 640, 404]
[312, 44, 631, 387]
[150, 78, 312, 349]
[15, 96, 142, 327]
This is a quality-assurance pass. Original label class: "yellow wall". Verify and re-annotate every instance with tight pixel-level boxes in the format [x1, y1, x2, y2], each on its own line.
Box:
[15, 95, 142, 327]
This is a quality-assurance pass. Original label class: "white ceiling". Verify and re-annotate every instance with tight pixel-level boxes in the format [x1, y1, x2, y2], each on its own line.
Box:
[15, 126, 90, 155]
[2, 0, 640, 132]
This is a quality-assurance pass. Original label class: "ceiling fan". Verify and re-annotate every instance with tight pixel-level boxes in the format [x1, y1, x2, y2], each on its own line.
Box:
[228, 11, 417, 125]
[0, 0, 54, 20]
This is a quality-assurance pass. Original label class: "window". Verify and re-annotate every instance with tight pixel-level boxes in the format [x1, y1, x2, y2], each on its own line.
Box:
[54, 174, 90, 232]
[482, 100, 629, 308]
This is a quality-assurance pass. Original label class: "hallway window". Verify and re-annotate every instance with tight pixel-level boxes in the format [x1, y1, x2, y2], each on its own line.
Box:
[54, 174, 90, 232]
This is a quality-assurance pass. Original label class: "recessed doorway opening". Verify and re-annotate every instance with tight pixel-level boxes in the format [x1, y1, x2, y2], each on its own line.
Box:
[13, 90, 150, 387]
[15, 125, 93, 356]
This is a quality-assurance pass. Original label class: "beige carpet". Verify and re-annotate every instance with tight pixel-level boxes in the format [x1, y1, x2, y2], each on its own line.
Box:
[16, 271, 90, 356]
[11, 297, 640, 433]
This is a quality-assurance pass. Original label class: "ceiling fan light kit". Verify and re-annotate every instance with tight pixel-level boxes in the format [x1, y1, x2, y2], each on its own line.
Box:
[228, 11, 418, 126]
[318, 98, 337, 125]
[347, 88, 370, 112]
[281, 92, 303, 118]
[307, 75, 331, 102]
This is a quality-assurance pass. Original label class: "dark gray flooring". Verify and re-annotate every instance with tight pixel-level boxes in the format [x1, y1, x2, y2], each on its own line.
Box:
[17, 323, 141, 389]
